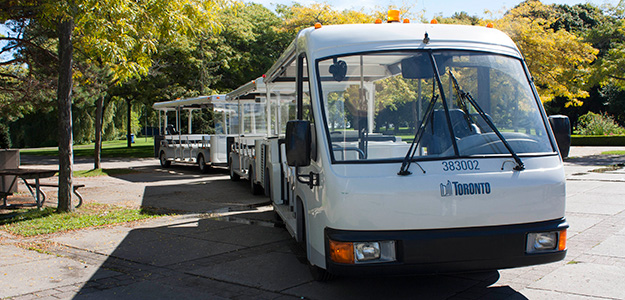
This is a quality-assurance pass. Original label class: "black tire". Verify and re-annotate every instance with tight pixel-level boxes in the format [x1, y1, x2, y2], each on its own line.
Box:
[229, 162, 240, 181]
[249, 166, 263, 195]
[309, 264, 334, 282]
[297, 199, 334, 282]
[159, 151, 171, 167]
[296, 199, 306, 245]
[198, 154, 210, 173]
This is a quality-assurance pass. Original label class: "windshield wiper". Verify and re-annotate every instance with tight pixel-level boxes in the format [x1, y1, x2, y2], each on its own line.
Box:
[398, 94, 438, 176]
[449, 70, 525, 171]
[453, 81, 479, 133]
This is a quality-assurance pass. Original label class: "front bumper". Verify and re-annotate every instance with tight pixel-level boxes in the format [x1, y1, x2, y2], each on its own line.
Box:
[325, 218, 568, 276]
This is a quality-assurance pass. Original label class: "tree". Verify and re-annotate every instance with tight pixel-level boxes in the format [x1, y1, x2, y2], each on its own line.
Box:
[276, 3, 374, 35]
[542, 2, 625, 126]
[1, 0, 226, 212]
[208, 3, 292, 91]
[1, 0, 77, 212]
[69, 0, 226, 167]
[1, 18, 58, 122]
[550, 3, 606, 33]
[589, 18, 625, 90]
[374, 76, 420, 133]
[494, 0, 599, 106]
[441, 11, 481, 25]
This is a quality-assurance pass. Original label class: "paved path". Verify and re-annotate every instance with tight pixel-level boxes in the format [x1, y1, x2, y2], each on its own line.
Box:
[18, 155, 263, 212]
[1, 148, 625, 299]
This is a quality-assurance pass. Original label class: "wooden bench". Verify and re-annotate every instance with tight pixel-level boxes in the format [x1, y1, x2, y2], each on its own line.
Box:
[26, 183, 84, 208]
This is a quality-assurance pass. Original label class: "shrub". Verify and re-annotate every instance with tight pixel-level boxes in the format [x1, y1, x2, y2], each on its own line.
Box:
[571, 135, 625, 146]
[0, 123, 11, 149]
[575, 112, 625, 136]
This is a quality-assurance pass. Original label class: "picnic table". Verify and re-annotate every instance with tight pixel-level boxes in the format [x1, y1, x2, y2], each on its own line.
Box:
[0, 168, 58, 209]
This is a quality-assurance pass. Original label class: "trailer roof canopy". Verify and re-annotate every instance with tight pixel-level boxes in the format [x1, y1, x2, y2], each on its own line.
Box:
[152, 95, 227, 111]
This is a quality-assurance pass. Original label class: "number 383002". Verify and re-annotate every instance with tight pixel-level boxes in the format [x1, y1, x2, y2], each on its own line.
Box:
[441, 160, 480, 172]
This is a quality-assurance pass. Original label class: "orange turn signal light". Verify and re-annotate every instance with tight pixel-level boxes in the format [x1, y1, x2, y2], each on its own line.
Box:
[388, 9, 400, 23]
[403, 18, 410, 23]
[430, 19, 438, 24]
[314, 22, 322, 29]
[375, 18, 382, 24]
[558, 230, 567, 251]
[329, 240, 354, 264]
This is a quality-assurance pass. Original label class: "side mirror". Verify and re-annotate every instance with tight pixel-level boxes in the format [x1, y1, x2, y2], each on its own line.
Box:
[329, 59, 347, 82]
[286, 120, 311, 167]
[548, 115, 571, 158]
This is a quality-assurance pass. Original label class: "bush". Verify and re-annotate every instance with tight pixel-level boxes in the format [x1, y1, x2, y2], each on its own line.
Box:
[574, 112, 625, 135]
[0, 123, 11, 149]
[571, 135, 625, 146]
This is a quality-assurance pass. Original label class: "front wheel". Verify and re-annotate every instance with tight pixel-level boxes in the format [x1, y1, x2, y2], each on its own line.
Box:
[229, 162, 240, 181]
[249, 167, 263, 195]
[309, 264, 334, 282]
[198, 154, 210, 173]
[297, 199, 334, 282]
[159, 151, 171, 167]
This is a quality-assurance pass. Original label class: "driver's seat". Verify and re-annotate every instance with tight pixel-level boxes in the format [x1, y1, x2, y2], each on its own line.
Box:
[423, 109, 473, 155]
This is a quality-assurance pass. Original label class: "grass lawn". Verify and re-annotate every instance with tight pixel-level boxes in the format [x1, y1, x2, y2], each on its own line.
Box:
[0, 203, 163, 237]
[1, 138, 162, 237]
[20, 137, 155, 158]
[398, 135, 415, 142]
[74, 168, 141, 177]
[602, 150, 625, 155]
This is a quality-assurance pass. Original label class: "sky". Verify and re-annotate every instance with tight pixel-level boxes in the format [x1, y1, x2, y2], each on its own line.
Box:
[248, 0, 621, 18]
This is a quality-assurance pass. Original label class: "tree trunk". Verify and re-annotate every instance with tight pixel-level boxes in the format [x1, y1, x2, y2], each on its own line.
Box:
[94, 96, 103, 169]
[127, 99, 132, 148]
[57, 18, 74, 213]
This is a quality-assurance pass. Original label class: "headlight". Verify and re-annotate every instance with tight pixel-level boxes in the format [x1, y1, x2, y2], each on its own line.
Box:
[526, 230, 566, 253]
[329, 239, 396, 264]
[354, 242, 380, 261]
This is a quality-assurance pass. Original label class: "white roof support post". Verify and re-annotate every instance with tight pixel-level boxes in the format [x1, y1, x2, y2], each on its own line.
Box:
[176, 107, 180, 134]
[251, 103, 257, 134]
[188, 109, 193, 134]
[238, 100, 244, 134]
[276, 92, 282, 135]
[223, 111, 228, 135]
[366, 82, 375, 134]
[164, 111, 168, 134]
[266, 86, 273, 136]
[176, 106, 182, 158]
[158, 110, 162, 135]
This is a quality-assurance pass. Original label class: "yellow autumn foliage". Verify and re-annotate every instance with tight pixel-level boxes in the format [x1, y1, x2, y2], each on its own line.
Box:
[494, 0, 598, 106]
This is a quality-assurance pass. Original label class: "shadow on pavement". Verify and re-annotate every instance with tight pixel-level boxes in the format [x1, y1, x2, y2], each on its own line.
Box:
[565, 154, 625, 166]
[19, 155, 158, 167]
[139, 179, 267, 214]
[69, 174, 529, 299]
[110, 165, 230, 183]
[131, 166, 266, 214]
[71, 215, 522, 299]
